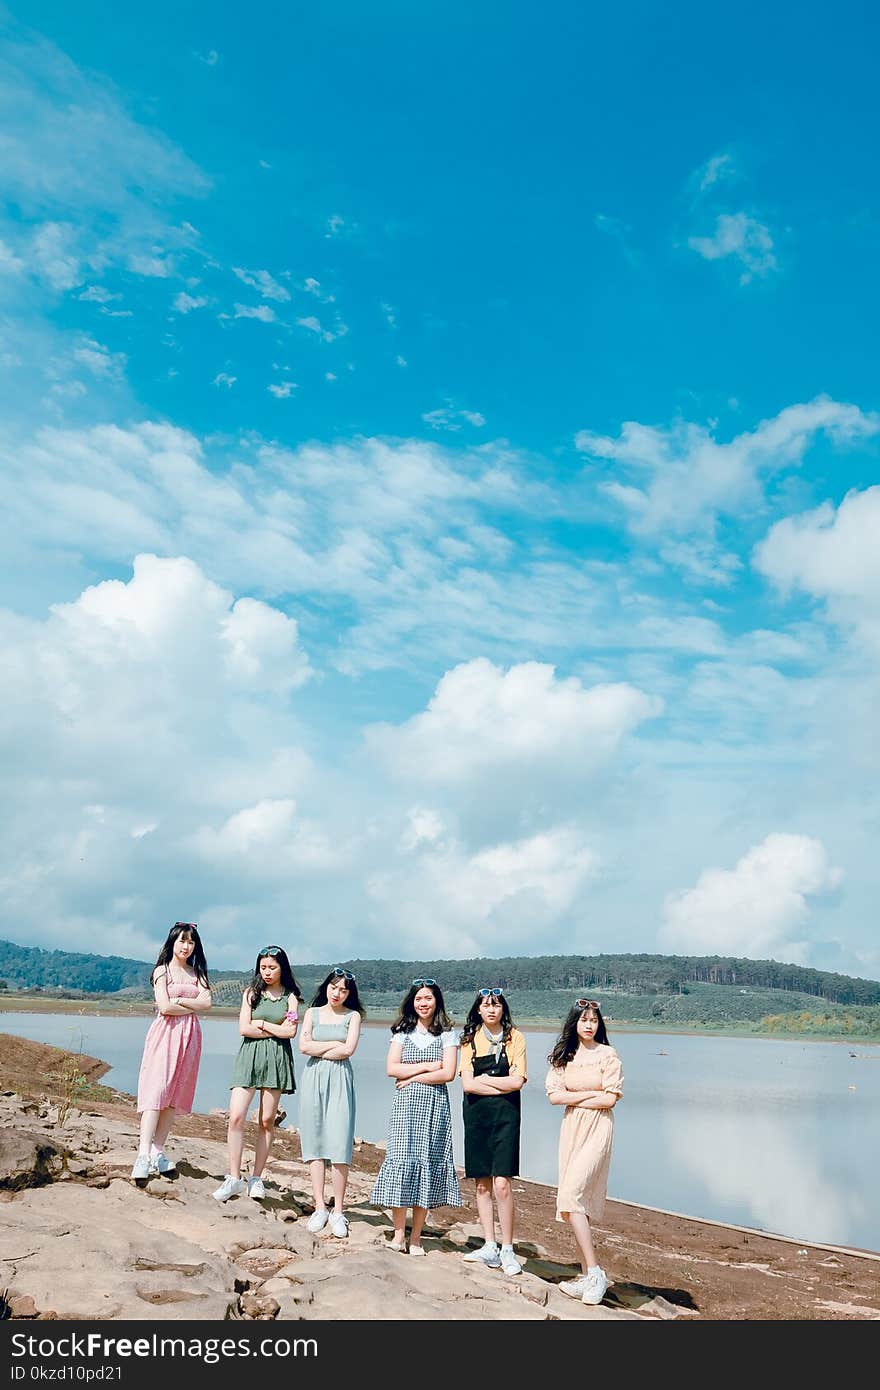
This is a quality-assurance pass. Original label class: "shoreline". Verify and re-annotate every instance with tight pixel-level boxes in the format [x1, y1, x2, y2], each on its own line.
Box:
[1, 1029, 878, 1319]
[0, 994, 877, 1046]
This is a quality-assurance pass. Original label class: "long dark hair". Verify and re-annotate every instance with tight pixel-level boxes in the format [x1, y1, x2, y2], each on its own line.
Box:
[391, 982, 453, 1037]
[152, 922, 210, 988]
[460, 991, 514, 1049]
[309, 968, 366, 1018]
[247, 946, 303, 1008]
[549, 1002, 609, 1068]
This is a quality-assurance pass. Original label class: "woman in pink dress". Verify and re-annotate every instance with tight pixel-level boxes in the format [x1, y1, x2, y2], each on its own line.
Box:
[132, 922, 212, 1182]
[545, 999, 623, 1307]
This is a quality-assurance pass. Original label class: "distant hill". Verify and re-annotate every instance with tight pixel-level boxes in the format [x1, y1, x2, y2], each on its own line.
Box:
[0, 940, 247, 995]
[1, 939, 877, 1006]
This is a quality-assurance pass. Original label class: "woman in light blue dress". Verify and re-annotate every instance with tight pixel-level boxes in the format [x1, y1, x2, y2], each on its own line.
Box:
[298, 966, 364, 1238]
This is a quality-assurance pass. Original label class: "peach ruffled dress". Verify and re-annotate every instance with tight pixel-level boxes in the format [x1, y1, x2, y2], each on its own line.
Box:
[136, 976, 202, 1114]
[544, 1043, 624, 1222]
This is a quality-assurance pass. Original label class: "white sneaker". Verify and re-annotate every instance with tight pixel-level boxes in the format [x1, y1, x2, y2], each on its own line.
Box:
[306, 1208, 330, 1233]
[500, 1246, 522, 1276]
[150, 1150, 176, 1176]
[131, 1153, 151, 1181]
[559, 1274, 592, 1299]
[213, 1175, 246, 1203]
[329, 1212, 349, 1238]
[247, 1176, 266, 1200]
[581, 1267, 609, 1305]
[462, 1241, 501, 1268]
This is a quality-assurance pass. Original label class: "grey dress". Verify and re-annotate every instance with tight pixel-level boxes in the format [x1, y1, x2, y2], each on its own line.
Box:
[298, 1008, 356, 1164]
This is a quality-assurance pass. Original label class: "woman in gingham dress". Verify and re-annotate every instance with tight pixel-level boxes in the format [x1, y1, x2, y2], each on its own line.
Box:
[370, 978, 462, 1254]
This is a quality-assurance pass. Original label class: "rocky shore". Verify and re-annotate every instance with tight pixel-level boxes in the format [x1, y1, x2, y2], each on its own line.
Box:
[0, 1034, 877, 1321]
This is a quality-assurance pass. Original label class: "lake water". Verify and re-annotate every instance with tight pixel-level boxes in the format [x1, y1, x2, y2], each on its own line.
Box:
[3, 1011, 878, 1253]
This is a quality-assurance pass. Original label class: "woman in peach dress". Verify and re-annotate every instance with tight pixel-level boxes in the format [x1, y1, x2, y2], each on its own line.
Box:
[545, 999, 623, 1307]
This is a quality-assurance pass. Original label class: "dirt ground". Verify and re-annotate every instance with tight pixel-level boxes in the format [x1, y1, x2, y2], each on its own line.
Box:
[1, 1032, 877, 1320]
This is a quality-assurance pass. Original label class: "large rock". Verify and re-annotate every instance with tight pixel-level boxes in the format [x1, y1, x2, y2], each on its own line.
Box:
[0, 1131, 66, 1189]
[0, 1092, 639, 1322]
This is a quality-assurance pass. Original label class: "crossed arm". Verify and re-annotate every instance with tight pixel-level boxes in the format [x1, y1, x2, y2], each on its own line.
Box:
[547, 1087, 619, 1111]
[461, 1068, 526, 1097]
[299, 1010, 362, 1061]
[239, 991, 299, 1041]
[389, 1040, 459, 1088]
[153, 969, 212, 1016]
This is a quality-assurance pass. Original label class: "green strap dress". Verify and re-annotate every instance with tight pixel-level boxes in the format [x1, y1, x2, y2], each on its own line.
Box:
[229, 994, 296, 1093]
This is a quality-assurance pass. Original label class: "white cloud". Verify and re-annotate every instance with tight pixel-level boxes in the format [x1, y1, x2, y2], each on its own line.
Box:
[232, 267, 290, 302]
[268, 381, 297, 398]
[174, 291, 209, 313]
[575, 397, 879, 560]
[423, 405, 486, 431]
[0, 555, 316, 961]
[367, 657, 660, 785]
[754, 486, 880, 648]
[212, 372, 236, 387]
[79, 286, 121, 304]
[71, 336, 127, 380]
[696, 152, 735, 192]
[31, 222, 81, 290]
[296, 314, 346, 341]
[0, 239, 25, 275]
[192, 799, 338, 877]
[367, 823, 601, 955]
[0, 29, 208, 315]
[661, 833, 843, 960]
[128, 252, 174, 278]
[234, 303, 276, 323]
[688, 212, 776, 284]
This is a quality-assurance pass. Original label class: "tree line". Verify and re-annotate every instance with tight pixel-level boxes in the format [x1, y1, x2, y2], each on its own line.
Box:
[1, 938, 876, 1006]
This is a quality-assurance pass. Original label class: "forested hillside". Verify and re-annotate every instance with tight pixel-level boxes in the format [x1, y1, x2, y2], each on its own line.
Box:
[1, 939, 877, 1006]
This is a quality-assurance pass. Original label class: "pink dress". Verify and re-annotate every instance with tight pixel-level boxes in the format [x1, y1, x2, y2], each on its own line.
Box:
[136, 976, 202, 1114]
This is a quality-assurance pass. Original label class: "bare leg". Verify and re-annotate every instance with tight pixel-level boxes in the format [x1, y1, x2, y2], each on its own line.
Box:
[151, 1107, 176, 1152]
[226, 1087, 254, 1179]
[390, 1207, 407, 1247]
[137, 1109, 159, 1155]
[493, 1175, 514, 1247]
[566, 1211, 598, 1272]
[474, 1176, 496, 1244]
[409, 1204, 428, 1249]
[330, 1163, 349, 1213]
[309, 1159, 328, 1212]
[253, 1089, 280, 1177]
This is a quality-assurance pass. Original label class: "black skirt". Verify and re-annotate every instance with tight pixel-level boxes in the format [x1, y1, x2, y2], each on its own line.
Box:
[463, 1090, 521, 1177]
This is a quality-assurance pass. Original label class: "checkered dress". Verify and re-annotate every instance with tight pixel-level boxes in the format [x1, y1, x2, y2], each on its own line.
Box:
[370, 1031, 462, 1210]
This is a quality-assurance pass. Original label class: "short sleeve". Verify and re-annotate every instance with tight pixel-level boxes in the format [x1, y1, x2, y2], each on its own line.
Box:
[441, 1028, 460, 1049]
[508, 1029, 528, 1080]
[602, 1047, 623, 1097]
[545, 1064, 566, 1097]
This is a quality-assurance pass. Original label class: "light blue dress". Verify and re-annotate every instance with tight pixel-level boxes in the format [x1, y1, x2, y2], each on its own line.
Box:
[298, 1008, 356, 1164]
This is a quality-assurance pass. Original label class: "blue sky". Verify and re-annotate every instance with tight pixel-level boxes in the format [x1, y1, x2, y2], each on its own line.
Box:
[1, 2, 879, 978]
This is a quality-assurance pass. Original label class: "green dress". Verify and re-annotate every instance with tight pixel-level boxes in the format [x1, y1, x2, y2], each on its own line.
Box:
[229, 993, 297, 1093]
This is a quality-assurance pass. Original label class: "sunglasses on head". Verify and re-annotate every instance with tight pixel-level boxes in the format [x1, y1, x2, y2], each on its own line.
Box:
[479, 987, 504, 998]
[412, 978, 437, 988]
[261, 946, 282, 958]
[174, 922, 197, 930]
[330, 966, 356, 981]
[575, 999, 601, 1010]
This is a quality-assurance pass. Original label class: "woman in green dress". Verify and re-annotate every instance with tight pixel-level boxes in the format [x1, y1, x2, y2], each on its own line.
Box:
[213, 946, 302, 1203]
